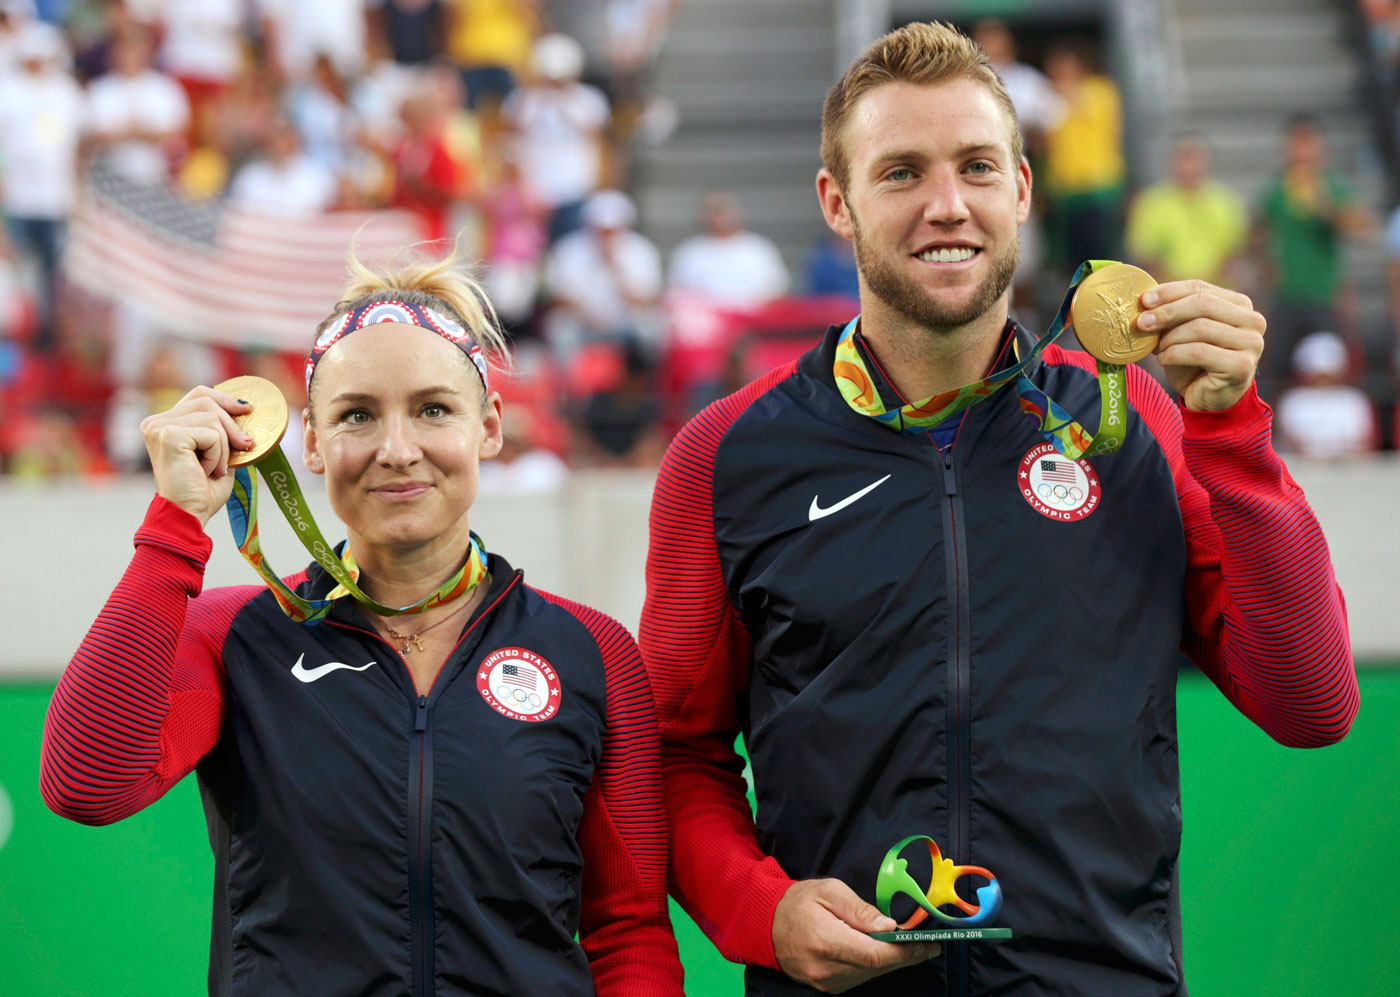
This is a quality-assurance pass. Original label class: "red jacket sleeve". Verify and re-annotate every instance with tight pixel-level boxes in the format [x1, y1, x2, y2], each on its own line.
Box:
[539, 592, 685, 996]
[638, 365, 798, 970]
[40, 496, 256, 825]
[1120, 363, 1359, 746]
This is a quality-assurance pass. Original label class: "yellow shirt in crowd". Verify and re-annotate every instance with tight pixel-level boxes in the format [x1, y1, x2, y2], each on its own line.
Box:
[1126, 180, 1247, 284]
[1045, 74, 1124, 195]
[449, 0, 537, 73]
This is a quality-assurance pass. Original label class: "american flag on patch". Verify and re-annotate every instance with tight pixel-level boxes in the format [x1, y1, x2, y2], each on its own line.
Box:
[501, 663, 537, 690]
[1040, 459, 1079, 483]
[64, 165, 424, 350]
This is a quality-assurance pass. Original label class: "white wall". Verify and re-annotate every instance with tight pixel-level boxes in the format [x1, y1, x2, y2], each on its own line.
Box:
[2, 457, 1396, 676]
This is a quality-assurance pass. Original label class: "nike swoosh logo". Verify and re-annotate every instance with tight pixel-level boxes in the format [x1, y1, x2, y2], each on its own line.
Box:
[809, 474, 892, 521]
[290, 654, 377, 683]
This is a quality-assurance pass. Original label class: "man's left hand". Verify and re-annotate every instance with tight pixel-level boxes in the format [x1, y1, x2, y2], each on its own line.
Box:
[1138, 279, 1267, 412]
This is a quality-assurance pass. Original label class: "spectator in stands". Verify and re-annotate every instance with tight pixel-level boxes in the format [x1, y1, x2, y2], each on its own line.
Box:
[801, 228, 860, 300]
[207, 51, 282, 179]
[0, 27, 82, 353]
[972, 20, 1062, 152]
[0, 0, 62, 76]
[1255, 114, 1374, 392]
[1127, 133, 1247, 286]
[287, 52, 359, 177]
[668, 190, 789, 311]
[376, 0, 446, 66]
[68, 0, 136, 83]
[504, 32, 611, 242]
[1275, 331, 1377, 458]
[390, 90, 466, 244]
[85, 23, 190, 186]
[482, 150, 548, 331]
[446, 0, 539, 111]
[258, 0, 367, 82]
[158, 0, 246, 128]
[104, 338, 188, 471]
[575, 337, 665, 468]
[543, 188, 661, 360]
[1042, 40, 1124, 268]
[228, 115, 339, 216]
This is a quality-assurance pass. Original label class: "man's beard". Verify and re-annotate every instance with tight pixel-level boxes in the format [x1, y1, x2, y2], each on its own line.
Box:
[850, 211, 1019, 331]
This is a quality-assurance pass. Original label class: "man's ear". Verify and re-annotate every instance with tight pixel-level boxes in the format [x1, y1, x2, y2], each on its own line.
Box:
[817, 168, 856, 240]
[1016, 156, 1033, 227]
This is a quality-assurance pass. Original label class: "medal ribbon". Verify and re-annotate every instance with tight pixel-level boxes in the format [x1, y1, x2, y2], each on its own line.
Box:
[834, 260, 1130, 459]
[224, 447, 488, 625]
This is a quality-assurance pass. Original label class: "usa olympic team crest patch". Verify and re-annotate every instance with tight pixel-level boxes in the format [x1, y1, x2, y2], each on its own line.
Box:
[1018, 443, 1100, 522]
[477, 647, 562, 722]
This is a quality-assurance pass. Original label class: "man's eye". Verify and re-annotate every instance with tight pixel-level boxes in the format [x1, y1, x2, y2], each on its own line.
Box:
[968, 162, 992, 175]
[887, 168, 915, 182]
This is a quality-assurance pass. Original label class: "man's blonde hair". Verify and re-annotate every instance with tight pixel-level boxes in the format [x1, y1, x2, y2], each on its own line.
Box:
[820, 21, 1023, 189]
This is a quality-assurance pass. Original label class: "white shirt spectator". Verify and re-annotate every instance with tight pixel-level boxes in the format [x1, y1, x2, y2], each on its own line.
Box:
[669, 231, 789, 310]
[86, 68, 190, 185]
[546, 226, 662, 333]
[991, 59, 1064, 136]
[505, 82, 610, 208]
[159, 0, 246, 84]
[257, 0, 366, 80]
[1275, 386, 1376, 458]
[0, 62, 83, 217]
[229, 154, 337, 215]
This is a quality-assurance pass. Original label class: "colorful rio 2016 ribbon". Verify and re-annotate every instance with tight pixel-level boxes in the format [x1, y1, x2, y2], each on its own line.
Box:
[875, 835, 1004, 929]
[834, 259, 1131, 460]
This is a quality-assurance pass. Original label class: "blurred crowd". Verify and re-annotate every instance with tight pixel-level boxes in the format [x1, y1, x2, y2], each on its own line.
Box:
[0, 4, 1395, 485]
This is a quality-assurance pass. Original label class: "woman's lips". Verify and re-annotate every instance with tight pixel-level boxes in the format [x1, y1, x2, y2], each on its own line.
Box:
[372, 482, 433, 501]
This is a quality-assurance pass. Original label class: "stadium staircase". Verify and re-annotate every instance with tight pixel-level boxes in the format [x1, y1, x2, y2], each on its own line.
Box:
[632, 0, 836, 270]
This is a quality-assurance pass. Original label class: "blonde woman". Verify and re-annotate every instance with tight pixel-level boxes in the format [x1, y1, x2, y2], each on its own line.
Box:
[42, 252, 684, 995]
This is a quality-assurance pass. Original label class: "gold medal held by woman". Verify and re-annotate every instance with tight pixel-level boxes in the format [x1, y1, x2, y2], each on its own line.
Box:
[1070, 263, 1159, 364]
[214, 375, 289, 468]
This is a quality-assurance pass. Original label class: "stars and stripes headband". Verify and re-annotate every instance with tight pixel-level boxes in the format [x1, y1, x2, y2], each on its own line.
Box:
[305, 299, 490, 394]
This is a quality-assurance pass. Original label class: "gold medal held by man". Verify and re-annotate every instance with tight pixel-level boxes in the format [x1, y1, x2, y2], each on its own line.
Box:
[215, 374, 289, 467]
[1070, 263, 1160, 364]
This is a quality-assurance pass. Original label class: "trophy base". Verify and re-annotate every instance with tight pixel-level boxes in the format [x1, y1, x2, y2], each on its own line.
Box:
[870, 928, 1013, 942]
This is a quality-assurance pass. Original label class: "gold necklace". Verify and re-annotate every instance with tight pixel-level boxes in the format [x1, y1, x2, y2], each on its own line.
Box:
[378, 597, 473, 655]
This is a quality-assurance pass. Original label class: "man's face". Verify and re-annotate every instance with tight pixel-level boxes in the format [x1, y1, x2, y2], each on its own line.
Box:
[1171, 139, 1208, 188]
[819, 78, 1031, 332]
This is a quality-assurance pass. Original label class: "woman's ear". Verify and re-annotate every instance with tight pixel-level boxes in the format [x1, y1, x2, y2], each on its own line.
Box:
[302, 407, 325, 474]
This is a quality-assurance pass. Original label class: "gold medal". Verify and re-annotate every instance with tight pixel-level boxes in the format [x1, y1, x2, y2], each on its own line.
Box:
[1069, 263, 1159, 364]
[215, 375, 290, 467]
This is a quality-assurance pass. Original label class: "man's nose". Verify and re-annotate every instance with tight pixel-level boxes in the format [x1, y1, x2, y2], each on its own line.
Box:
[923, 168, 971, 225]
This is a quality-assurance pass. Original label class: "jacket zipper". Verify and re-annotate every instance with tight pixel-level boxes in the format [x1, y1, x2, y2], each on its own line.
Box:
[940, 446, 972, 997]
[327, 571, 524, 997]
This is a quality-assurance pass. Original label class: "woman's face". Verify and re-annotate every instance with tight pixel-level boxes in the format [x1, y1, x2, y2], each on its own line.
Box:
[303, 323, 502, 555]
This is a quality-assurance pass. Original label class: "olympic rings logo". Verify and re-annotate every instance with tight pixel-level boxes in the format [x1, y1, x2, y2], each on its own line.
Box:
[1035, 482, 1085, 507]
[495, 686, 544, 710]
[875, 835, 1004, 929]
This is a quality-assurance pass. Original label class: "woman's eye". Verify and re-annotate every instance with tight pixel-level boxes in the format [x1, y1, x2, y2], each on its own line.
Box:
[342, 409, 370, 425]
[422, 403, 449, 418]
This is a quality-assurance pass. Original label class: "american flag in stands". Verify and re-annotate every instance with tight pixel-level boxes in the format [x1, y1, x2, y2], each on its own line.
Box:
[65, 166, 423, 350]
[501, 663, 537, 690]
[1039, 459, 1079, 483]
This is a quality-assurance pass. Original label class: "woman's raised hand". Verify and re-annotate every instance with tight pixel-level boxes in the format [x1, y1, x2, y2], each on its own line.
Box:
[140, 386, 255, 526]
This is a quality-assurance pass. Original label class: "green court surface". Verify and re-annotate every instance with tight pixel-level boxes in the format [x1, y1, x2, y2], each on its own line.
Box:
[2, 671, 1396, 995]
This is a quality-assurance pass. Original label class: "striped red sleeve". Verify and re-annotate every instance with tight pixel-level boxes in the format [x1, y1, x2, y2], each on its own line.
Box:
[40, 495, 258, 825]
[1087, 349, 1359, 746]
[638, 364, 797, 970]
[537, 591, 685, 996]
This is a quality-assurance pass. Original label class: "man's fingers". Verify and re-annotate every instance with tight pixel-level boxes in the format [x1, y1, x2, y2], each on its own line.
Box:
[1143, 277, 1254, 312]
[1153, 317, 1264, 356]
[1156, 341, 1254, 379]
[1138, 286, 1263, 337]
[819, 878, 897, 933]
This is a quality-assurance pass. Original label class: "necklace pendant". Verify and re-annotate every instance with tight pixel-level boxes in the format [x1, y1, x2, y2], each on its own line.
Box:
[409, 634, 425, 653]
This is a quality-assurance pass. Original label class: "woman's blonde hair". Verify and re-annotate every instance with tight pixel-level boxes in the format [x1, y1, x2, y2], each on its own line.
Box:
[309, 241, 511, 405]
